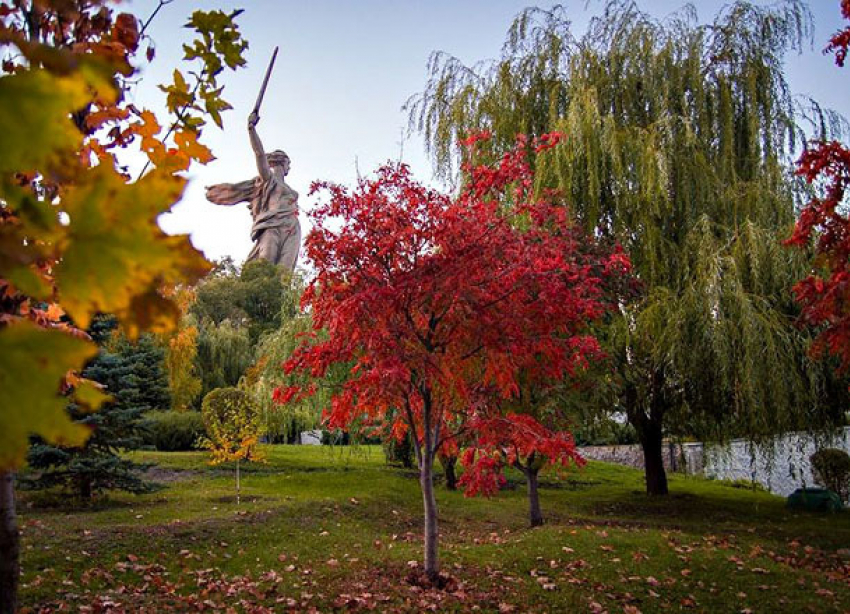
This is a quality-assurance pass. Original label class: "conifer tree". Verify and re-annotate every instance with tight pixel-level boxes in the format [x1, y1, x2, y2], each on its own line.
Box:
[23, 320, 169, 498]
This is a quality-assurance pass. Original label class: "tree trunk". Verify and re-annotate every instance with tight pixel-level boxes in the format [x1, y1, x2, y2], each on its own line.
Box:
[236, 460, 241, 505]
[515, 458, 545, 527]
[625, 377, 669, 496]
[420, 449, 439, 581]
[80, 476, 92, 500]
[639, 418, 668, 496]
[525, 466, 544, 527]
[440, 455, 457, 491]
[0, 471, 19, 614]
[407, 386, 440, 582]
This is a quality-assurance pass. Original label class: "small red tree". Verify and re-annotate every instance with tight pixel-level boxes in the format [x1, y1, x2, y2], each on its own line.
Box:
[279, 134, 625, 581]
[787, 1, 850, 368]
[458, 387, 589, 528]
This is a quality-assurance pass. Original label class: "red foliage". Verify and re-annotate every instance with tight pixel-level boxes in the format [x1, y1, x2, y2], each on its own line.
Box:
[826, 0, 850, 67]
[279, 131, 630, 572]
[282, 132, 625, 453]
[458, 447, 506, 497]
[787, 3, 850, 369]
[787, 140, 850, 367]
[458, 414, 586, 497]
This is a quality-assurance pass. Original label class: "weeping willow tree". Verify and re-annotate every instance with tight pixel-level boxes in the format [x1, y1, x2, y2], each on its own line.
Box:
[194, 317, 254, 402]
[408, 0, 849, 494]
[241, 275, 333, 443]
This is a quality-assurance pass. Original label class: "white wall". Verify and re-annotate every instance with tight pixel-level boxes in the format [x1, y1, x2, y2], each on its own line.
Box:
[704, 428, 850, 497]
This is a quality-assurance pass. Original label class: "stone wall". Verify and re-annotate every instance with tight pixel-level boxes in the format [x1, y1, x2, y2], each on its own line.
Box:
[299, 429, 323, 445]
[579, 427, 850, 497]
[579, 441, 703, 474]
[703, 428, 850, 497]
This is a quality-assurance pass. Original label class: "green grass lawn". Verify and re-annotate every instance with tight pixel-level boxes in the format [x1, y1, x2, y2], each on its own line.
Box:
[16, 445, 850, 612]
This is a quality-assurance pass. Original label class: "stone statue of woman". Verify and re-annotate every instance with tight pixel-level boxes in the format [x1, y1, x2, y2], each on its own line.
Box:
[204, 110, 301, 272]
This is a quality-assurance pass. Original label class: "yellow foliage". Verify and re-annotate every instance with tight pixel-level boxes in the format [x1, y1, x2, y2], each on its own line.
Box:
[0, 4, 246, 473]
[53, 165, 211, 333]
[199, 387, 265, 465]
[0, 69, 91, 175]
[167, 324, 202, 412]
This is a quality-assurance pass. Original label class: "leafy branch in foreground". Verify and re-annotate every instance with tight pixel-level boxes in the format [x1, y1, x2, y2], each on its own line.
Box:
[0, 2, 248, 610]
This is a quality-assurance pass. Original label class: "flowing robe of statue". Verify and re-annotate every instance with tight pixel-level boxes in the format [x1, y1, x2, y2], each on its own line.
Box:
[205, 110, 301, 272]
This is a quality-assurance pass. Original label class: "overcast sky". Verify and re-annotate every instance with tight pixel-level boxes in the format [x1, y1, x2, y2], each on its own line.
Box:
[126, 0, 850, 265]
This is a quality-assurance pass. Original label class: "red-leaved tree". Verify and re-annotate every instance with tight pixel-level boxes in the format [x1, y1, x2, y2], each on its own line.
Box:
[278, 134, 628, 581]
[459, 403, 586, 528]
[787, 1, 850, 368]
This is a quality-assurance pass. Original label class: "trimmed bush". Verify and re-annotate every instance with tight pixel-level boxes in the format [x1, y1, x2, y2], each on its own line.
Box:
[200, 387, 264, 463]
[811, 448, 850, 502]
[140, 410, 205, 452]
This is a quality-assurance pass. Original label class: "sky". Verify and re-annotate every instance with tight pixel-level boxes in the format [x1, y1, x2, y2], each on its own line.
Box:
[126, 0, 850, 265]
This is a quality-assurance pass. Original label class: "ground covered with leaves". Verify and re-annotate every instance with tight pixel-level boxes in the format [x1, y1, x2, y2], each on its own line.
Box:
[16, 446, 850, 612]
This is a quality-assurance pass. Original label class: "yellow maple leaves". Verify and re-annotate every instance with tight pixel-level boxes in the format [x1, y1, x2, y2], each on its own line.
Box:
[0, 69, 92, 175]
[199, 387, 266, 465]
[54, 165, 209, 333]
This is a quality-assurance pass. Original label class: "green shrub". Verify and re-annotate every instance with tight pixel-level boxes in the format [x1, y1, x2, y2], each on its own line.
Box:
[811, 448, 850, 502]
[140, 410, 205, 452]
[574, 419, 639, 446]
[384, 432, 415, 468]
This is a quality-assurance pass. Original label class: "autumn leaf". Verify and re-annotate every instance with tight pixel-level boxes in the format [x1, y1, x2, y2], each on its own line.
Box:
[159, 69, 193, 112]
[54, 166, 211, 333]
[0, 322, 106, 468]
[175, 129, 215, 164]
[71, 377, 110, 412]
[135, 109, 162, 138]
[0, 70, 88, 175]
[84, 105, 131, 132]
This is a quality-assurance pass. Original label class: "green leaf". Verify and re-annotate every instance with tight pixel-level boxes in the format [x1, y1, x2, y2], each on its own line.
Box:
[6, 264, 51, 299]
[72, 378, 111, 413]
[0, 322, 101, 469]
[54, 166, 211, 333]
[158, 69, 193, 114]
[0, 69, 90, 176]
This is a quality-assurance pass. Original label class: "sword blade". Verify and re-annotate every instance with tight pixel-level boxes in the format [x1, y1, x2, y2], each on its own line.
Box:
[253, 46, 279, 117]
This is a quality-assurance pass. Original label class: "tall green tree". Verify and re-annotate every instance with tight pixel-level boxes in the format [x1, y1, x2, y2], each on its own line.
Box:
[408, 0, 849, 494]
[192, 259, 287, 344]
[190, 259, 297, 405]
[246, 278, 353, 443]
[244, 275, 323, 442]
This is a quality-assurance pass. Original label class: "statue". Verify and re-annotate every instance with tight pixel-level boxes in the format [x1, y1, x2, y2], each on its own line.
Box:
[204, 48, 301, 272]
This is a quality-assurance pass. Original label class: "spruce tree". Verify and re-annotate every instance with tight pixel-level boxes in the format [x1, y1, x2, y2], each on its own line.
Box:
[23, 319, 168, 499]
[408, 0, 849, 494]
